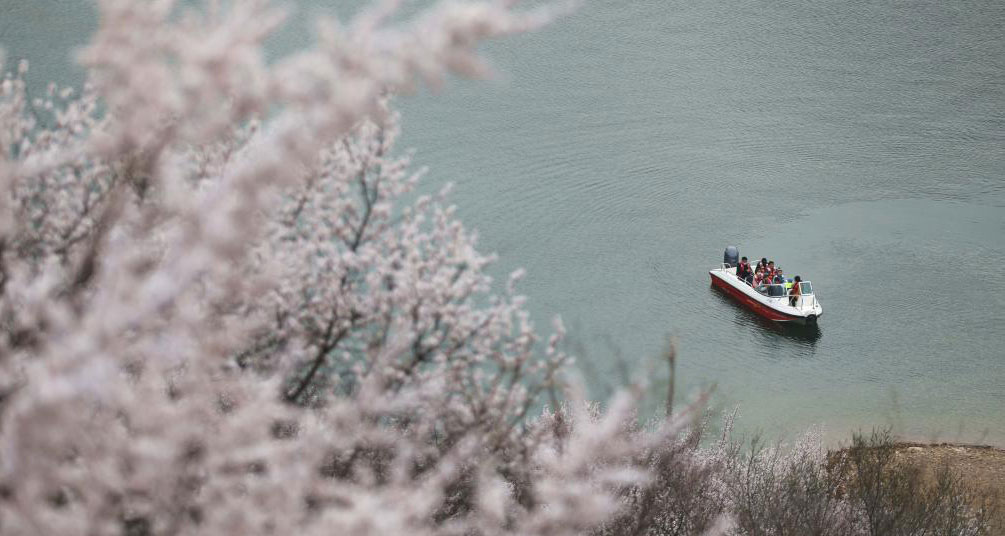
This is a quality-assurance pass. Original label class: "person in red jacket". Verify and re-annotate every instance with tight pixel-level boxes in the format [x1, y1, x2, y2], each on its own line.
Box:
[789, 275, 802, 306]
[736, 256, 753, 284]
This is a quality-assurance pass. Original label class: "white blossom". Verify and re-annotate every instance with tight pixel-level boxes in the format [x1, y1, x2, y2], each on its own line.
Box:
[0, 2, 685, 535]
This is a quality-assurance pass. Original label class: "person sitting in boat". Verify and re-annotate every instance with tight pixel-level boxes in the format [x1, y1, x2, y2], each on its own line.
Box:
[736, 256, 753, 283]
[789, 275, 802, 306]
[773, 267, 784, 284]
[756, 257, 767, 274]
[753, 267, 764, 287]
[766, 260, 776, 280]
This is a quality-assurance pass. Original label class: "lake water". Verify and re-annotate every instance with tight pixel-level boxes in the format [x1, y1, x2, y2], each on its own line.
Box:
[3, 0, 1003, 445]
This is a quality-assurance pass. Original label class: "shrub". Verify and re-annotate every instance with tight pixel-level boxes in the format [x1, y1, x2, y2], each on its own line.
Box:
[0, 2, 683, 534]
[839, 430, 1000, 536]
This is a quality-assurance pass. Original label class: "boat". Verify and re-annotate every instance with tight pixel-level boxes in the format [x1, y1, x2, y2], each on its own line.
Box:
[709, 246, 822, 324]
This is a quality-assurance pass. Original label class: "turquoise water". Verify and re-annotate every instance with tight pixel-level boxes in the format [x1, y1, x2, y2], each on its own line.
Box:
[3, 0, 1003, 445]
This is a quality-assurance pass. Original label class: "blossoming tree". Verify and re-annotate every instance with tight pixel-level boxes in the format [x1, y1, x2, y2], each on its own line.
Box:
[0, 1, 717, 534]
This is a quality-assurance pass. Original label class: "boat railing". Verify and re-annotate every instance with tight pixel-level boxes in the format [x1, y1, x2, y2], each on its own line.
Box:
[749, 280, 818, 308]
[716, 265, 817, 307]
[761, 288, 816, 310]
[794, 293, 816, 310]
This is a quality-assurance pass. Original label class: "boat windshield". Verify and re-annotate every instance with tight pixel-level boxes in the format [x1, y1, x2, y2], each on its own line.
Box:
[767, 284, 786, 297]
[800, 281, 813, 295]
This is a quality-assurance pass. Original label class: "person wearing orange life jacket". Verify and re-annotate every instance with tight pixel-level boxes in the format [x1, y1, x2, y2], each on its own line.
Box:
[766, 260, 776, 282]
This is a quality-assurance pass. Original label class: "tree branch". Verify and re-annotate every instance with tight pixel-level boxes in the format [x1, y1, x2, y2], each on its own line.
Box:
[286, 315, 340, 403]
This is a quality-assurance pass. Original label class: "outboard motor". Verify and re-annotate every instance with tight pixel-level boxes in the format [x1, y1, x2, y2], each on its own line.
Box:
[723, 246, 739, 268]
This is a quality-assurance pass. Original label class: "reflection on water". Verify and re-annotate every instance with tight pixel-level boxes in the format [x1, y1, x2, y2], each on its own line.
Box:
[774, 322, 822, 345]
[709, 284, 822, 351]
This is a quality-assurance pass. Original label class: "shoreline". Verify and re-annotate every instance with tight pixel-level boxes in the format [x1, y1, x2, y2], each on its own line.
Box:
[831, 441, 1005, 523]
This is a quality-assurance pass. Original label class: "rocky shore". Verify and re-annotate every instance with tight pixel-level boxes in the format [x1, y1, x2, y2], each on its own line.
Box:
[831, 441, 1005, 526]
[892, 442, 1004, 508]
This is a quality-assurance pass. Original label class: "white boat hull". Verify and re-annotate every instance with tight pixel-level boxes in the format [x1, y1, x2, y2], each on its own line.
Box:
[709, 266, 823, 324]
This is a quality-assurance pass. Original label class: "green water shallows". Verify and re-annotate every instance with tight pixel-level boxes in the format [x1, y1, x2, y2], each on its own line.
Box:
[4, 0, 1003, 445]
